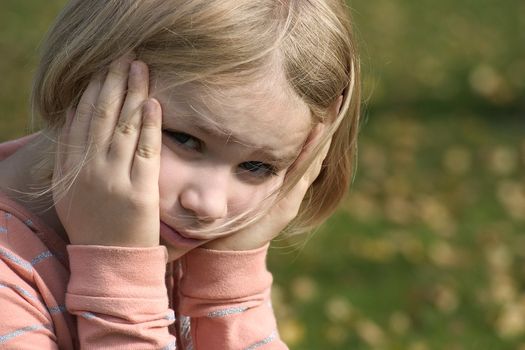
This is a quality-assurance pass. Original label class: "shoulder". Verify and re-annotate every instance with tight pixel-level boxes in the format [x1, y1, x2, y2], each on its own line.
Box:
[0, 133, 40, 160]
[0, 205, 70, 322]
[0, 212, 64, 349]
[0, 188, 68, 266]
[0, 203, 68, 287]
[0, 208, 53, 315]
[0, 208, 45, 271]
[0, 203, 75, 348]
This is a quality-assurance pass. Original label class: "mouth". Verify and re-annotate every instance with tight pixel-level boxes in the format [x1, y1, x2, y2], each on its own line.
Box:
[159, 221, 205, 249]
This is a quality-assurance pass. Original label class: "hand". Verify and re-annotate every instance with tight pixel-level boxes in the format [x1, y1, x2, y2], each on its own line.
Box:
[53, 55, 163, 247]
[203, 123, 331, 251]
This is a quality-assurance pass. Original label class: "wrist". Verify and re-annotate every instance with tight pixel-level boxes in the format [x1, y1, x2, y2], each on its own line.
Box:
[180, 243, 272, 299]
[201, 233, 270, 251]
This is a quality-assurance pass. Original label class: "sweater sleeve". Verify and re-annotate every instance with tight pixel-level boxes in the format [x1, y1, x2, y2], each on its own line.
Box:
[66, 245, 176, 349]
[178, 244, 288, 350]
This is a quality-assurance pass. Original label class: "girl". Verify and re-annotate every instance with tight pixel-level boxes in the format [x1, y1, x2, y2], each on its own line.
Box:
[0, 0, 360, 349]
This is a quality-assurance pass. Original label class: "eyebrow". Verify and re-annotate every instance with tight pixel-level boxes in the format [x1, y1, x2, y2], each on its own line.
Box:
[165, 113, 303, 169]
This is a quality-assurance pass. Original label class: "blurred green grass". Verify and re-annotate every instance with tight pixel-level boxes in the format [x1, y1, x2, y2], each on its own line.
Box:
[271, 115, 525, 349]
[1, 1, 524, 349]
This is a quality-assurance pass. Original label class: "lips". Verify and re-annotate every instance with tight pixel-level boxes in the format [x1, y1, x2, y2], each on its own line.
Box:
[159, 221, 204, 249]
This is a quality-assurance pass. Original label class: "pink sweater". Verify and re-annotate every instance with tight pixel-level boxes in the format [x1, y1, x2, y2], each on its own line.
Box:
[0, 135, 287, 349]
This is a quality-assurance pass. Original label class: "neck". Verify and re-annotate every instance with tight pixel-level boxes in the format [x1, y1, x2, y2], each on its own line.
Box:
[0, 131, 69, 242]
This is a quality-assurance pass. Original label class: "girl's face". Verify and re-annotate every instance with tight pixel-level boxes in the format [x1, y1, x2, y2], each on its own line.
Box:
[154, 81, 312, 260]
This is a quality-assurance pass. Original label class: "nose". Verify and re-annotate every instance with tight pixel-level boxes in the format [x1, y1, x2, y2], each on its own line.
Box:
[179, 175, 228, 222]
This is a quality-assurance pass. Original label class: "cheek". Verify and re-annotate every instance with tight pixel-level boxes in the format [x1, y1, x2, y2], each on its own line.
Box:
[228, 176, 284, 214]
[158, 144, 285, 215]
[158, 145, 186, 206]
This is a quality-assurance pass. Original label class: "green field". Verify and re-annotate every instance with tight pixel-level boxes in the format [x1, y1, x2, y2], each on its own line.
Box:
[1, 1, 524, 349]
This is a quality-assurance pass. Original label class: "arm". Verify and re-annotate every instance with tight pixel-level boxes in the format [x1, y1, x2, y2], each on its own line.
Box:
[66, 245, 176, 349]
[177, 245, 288, 350]
[0, 246, 176, 350]
[52, 55, 176, 348]
[174, 118, 334, 350]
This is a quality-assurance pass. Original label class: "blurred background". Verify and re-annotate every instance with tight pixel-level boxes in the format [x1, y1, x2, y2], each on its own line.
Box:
[1, 1, 524, 349]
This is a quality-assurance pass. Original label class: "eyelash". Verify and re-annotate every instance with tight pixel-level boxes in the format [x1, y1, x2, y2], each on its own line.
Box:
[168, 131, 202, 151]
[238, 161, 278, 177]
[163, 130, 278, 178]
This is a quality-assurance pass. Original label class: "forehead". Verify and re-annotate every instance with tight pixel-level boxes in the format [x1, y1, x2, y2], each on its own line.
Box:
[156, 78, 312, 151]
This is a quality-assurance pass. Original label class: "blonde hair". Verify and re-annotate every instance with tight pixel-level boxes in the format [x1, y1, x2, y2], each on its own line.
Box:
[33, 0, 361, 234]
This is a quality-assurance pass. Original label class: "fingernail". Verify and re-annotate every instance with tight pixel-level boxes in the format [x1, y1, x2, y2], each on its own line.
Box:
[144, 99, 158, 115]
[130, 61, 141, 76]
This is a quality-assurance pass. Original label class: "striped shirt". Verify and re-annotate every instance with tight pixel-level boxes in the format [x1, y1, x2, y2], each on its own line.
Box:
[0, 136, 287, 349]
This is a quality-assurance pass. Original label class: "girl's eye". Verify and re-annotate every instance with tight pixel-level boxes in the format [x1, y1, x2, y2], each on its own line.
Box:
[165, 131, 201, 151]
[238, 161, 277, 178]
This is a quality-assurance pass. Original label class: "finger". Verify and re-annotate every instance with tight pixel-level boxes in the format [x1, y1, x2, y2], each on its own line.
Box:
[287, 123, 325, 176]
[54, 110, 71, 180]
[304, 138, 331, 185]
[89, 54, 134, 155]
[280, 123, 331, 208]
[59, 107, 76, 145]
[53, 107, 78, 193]
[107, 60, 149, 168]
[270, 124, 329, 226]
[130, 98, 162, 185]
[66, 75, 103, 166]
[268, 170, 311, 236]
[271, 141, 331, 231]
